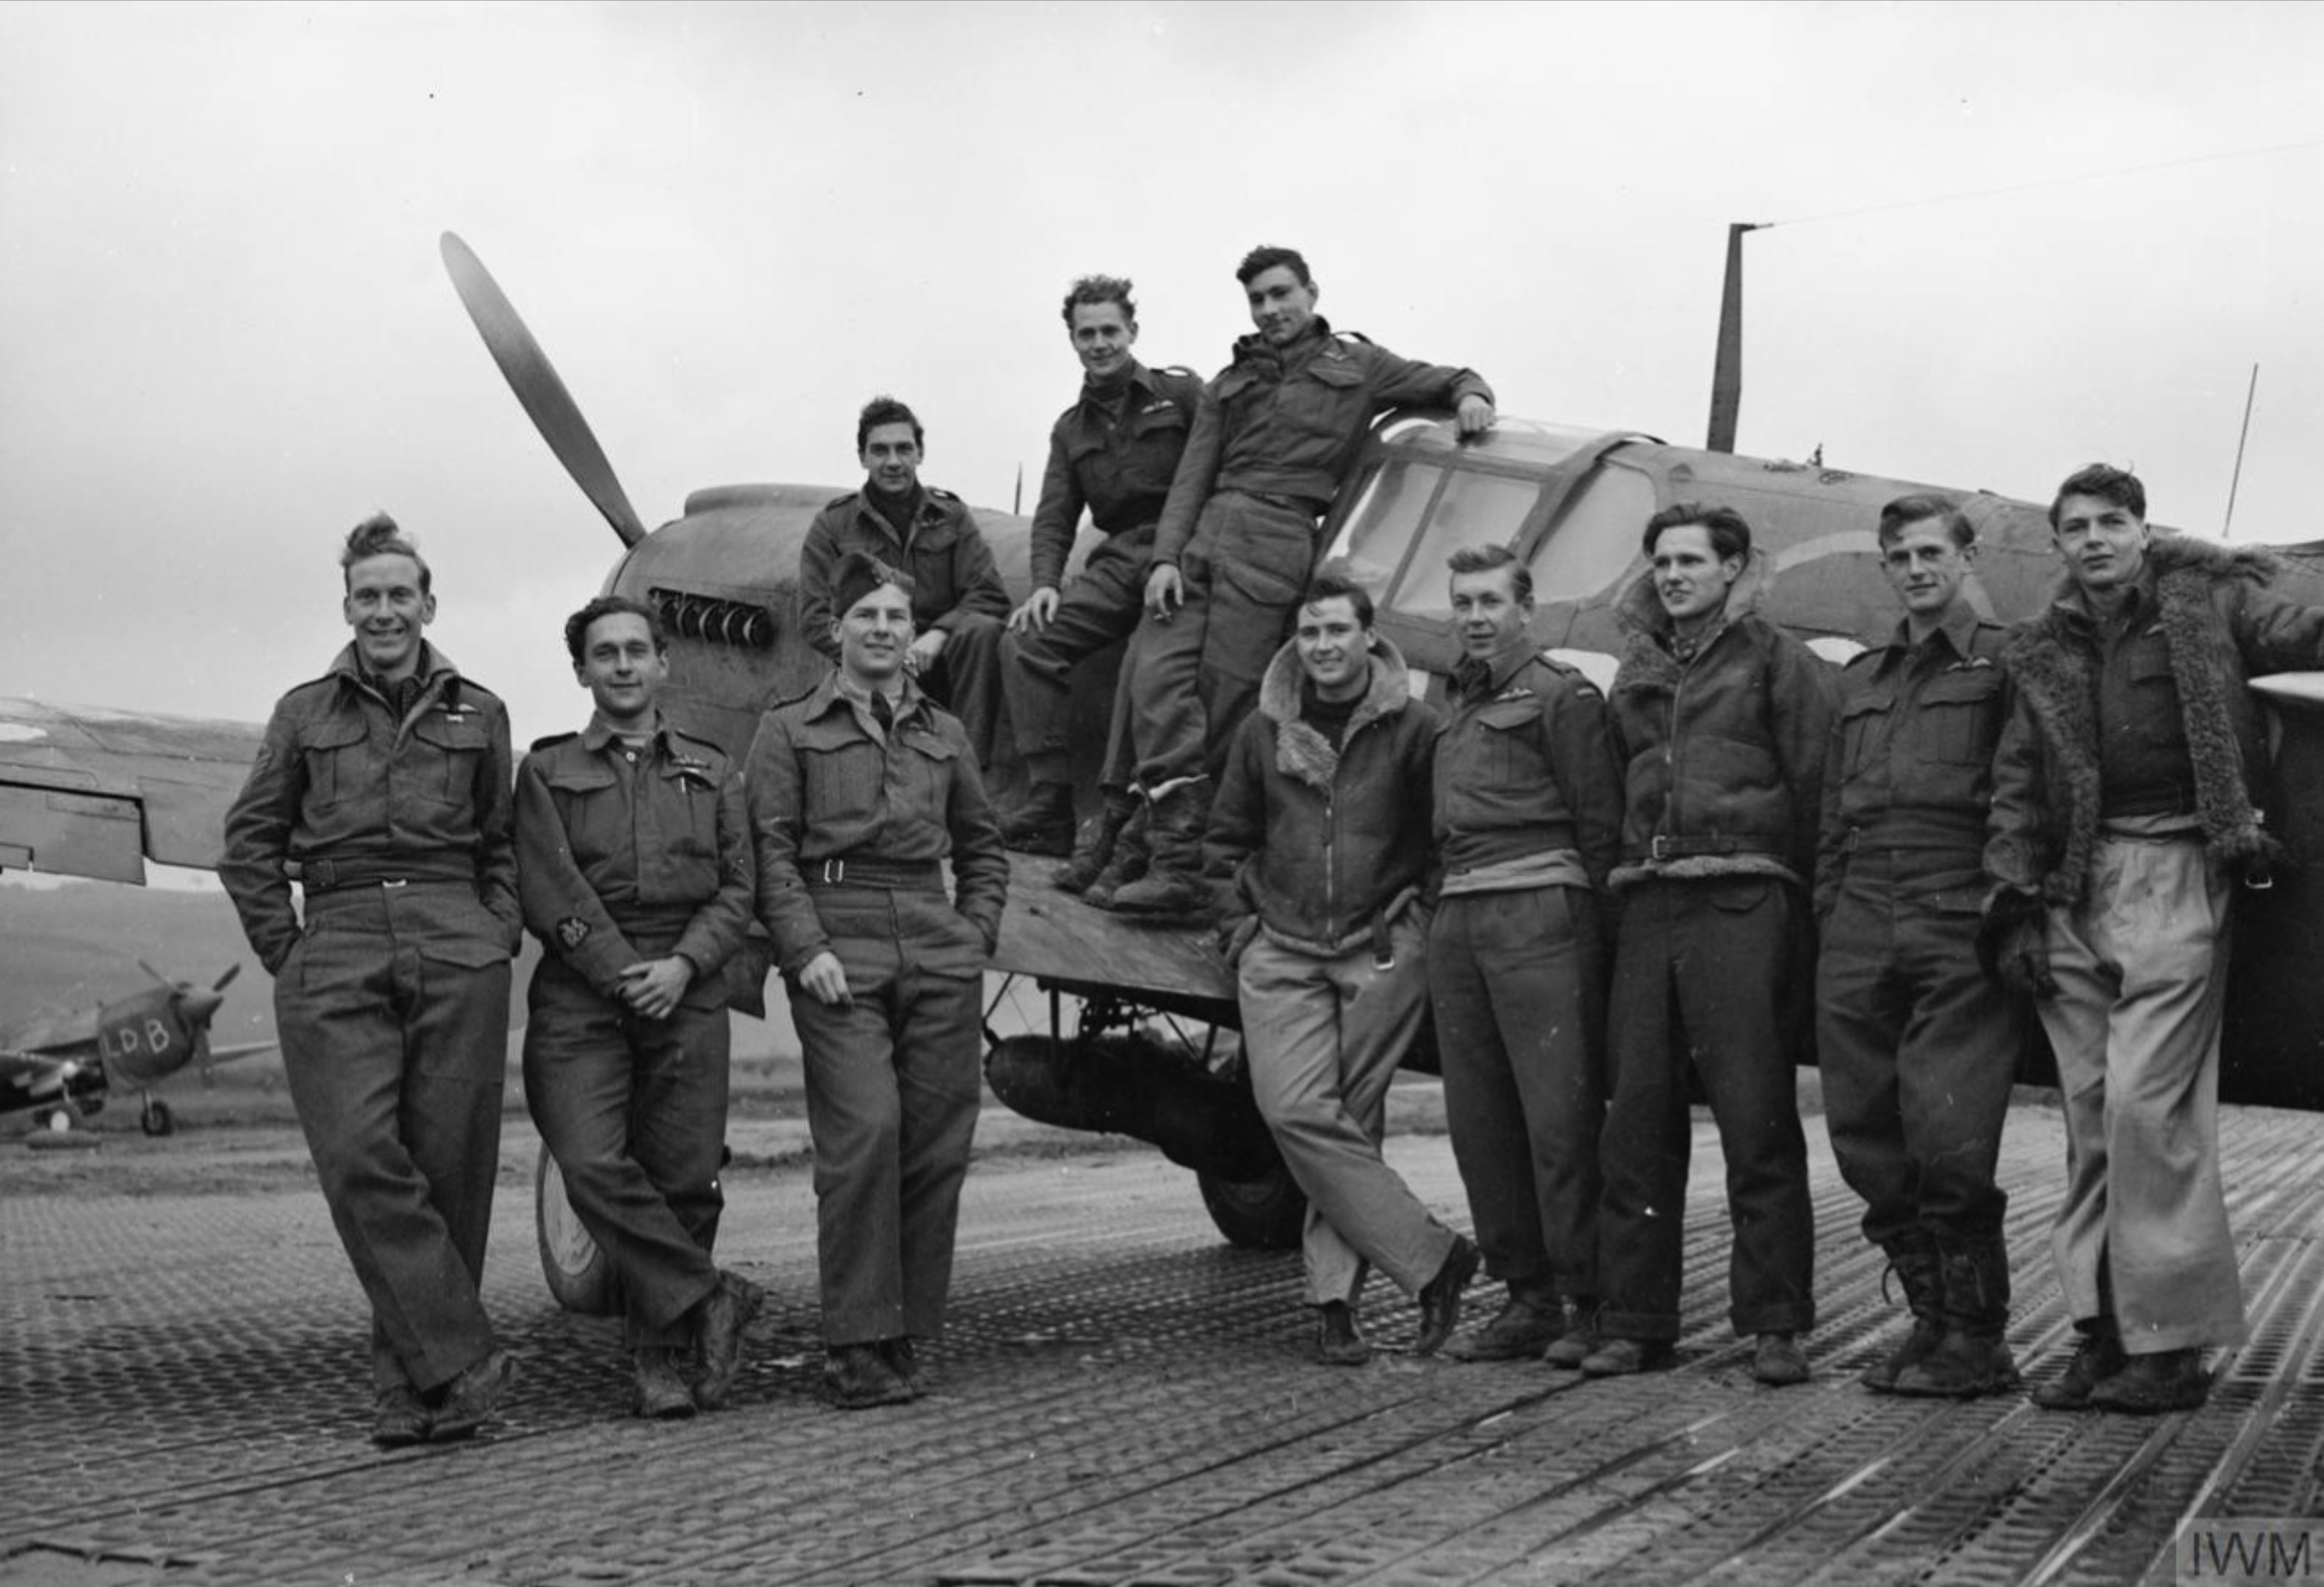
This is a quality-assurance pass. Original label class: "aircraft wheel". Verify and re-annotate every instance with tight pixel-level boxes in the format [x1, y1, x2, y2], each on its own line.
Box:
[1197, 1159, 1307, 1250]
[534, 1148, 619, 1316]
[43, 1107, 76, 1134]
[140, 1099, 175, 1137]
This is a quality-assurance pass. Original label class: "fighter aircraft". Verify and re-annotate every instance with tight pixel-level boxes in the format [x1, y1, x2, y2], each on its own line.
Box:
[3, 233, 2319, 1292]
[1, 962, 273, 1137]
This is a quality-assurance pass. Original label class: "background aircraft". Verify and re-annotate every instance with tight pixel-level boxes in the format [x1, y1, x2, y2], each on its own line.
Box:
[1, 962, 273, 1137]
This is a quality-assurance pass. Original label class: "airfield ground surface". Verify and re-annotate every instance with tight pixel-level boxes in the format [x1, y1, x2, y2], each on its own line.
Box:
[1, 1085, 2319, 1587]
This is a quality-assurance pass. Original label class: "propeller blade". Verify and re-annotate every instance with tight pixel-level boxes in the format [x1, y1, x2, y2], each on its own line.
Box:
[212, 964, 240, 993]
[138, 959, 170, 987]
[439, 231, 650, 547]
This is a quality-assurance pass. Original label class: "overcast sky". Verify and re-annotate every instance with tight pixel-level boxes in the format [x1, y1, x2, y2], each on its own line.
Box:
[4, 0, 2320, 751]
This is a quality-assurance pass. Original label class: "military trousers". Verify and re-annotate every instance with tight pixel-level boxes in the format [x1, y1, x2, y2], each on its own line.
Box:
[1816, 856, 2023, 1250]
[1004, 526, 1149, 791]
[273, 882, 511, 1393]
[1600, 877, 1816, 1341]
[522, 956, 728, 1348]
[1240, 914, 1458, 1306]
[1131, 492, 1321, 791]
[924, 611, 1007, 773]
[2040, 835, 2248, 1353]
[1428, 886, 1606, 1302]
[787, 888, 985, 1345]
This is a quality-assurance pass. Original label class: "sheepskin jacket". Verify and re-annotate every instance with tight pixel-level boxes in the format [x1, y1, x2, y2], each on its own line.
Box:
[1985, 533, 2324, 905]
[1607, 552, 1841, 890]
[1204, 635, 1438, 954]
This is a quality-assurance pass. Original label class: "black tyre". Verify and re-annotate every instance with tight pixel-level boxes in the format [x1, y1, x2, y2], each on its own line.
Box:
[140, 1098, 175, 1137]
[534, 1148, 619, 1315]
[1197, 1159, 1307, 1250]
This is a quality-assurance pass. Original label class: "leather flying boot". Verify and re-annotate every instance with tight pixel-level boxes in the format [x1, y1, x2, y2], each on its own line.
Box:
[633, 1347, 697, 1419]
[1057, 789, 1137, 894]
[1895, 1234, 2018, 1398]
[2087, 1347, 2209, 1414]
[1080, 798, 1152, 907]
[1107, 783, 1215, 920]
[1862, 1234, 1945, 1393]
[2032, 1316, 2126, 1410]
[999, 780, 1076, 857]
[1314, 1301, 1373, 1367]
[879, 1336, 923, 1397]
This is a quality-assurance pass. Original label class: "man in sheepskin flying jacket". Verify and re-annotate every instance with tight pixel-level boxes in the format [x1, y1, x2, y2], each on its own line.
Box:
[1204, 566, 1480, 1365]
[1983, 463, 2324, 1414]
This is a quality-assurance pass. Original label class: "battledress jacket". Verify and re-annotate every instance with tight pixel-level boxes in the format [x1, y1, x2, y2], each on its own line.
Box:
[513, 717, 756, 1010]
[220, 643, 521, 975]
[797, 486, 1012, 663]
[1029, 360, 1205, 590]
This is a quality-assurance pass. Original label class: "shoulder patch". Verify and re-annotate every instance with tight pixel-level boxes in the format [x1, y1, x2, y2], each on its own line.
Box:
[925, 485, 961, 502]
[1331, 331, 1376, 348]
[823, 491, 858, 511]
[528, 730, 581, 752]
[554, 916, 592, 951]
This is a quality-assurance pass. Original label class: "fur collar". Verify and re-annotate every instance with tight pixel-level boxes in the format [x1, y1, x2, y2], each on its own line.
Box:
[1259, 634, 1412, 792]
[2008, 533, 2284, 900]
[1613, 547, 1776, 691]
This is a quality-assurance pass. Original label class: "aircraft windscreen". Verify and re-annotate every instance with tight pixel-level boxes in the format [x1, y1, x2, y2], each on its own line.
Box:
[1333, 458, 1445, 597]
[1529, 463, 1655, 605]
[1391, 471, 1547, 619]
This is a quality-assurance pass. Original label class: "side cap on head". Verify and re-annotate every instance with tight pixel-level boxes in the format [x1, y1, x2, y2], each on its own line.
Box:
[832, 550, 914, 619]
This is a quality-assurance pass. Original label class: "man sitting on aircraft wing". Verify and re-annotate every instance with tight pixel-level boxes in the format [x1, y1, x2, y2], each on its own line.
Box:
[515, 595, 763, 1420]
[220, 514, 523, 1446]
[1108, 244, 1495, 918]
[1204, 565, 1479, 1365]
[994, 274, 1201, 885]
[798, 396, 1012, 770]
[1983, 464, 2324, 1414]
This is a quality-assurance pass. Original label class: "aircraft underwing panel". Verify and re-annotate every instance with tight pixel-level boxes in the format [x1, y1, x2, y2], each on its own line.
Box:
[0, 699, 262, 880]
[990, 857, 1234, 1009]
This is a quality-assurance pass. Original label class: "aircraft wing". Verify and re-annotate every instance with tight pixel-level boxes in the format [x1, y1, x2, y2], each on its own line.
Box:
[990, 857, 1234, 1010]
[0, 699, 262, 882]
[0, 1046, 71, 1107]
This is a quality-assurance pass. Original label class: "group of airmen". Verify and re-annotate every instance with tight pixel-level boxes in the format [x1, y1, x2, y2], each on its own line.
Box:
[217, 242, 2321, 1449]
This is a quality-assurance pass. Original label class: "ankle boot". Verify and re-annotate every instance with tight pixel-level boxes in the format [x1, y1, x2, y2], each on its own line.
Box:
[1862, 1233, 1944, 1393]
[1896, 1234, 2018, 1398]
[1081, 799, 1152, 907]
[999, 780, 1076, 857]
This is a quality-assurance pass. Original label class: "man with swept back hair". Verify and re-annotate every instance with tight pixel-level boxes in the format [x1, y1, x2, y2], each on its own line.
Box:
[1429, 542, 1624, 1366]
[1985, 464, 2324, 1414]
[1816, 494, 2026, 1400]
[222, 513, 523, 1444]
[994, 274, 1202, 881]
[1206, 564, 1478, 1364]
[1108, 243, 1497, 918]
[1585, 502, 1837, 1387]
[798, 396, 1012, 767]
[517, 594, 763, 1419]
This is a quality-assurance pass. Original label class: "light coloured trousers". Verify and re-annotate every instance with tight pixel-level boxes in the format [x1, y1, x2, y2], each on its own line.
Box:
[2040, 835, 2248, 1354]
[1240, 915, 1458, 1306]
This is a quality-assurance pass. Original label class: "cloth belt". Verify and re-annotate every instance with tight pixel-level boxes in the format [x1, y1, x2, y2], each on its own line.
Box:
[1632, 835, 1780, 863]
[300, 857, 478, 893]
[804, 857, 945, 890]
[1231, 488, 1331, 521]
